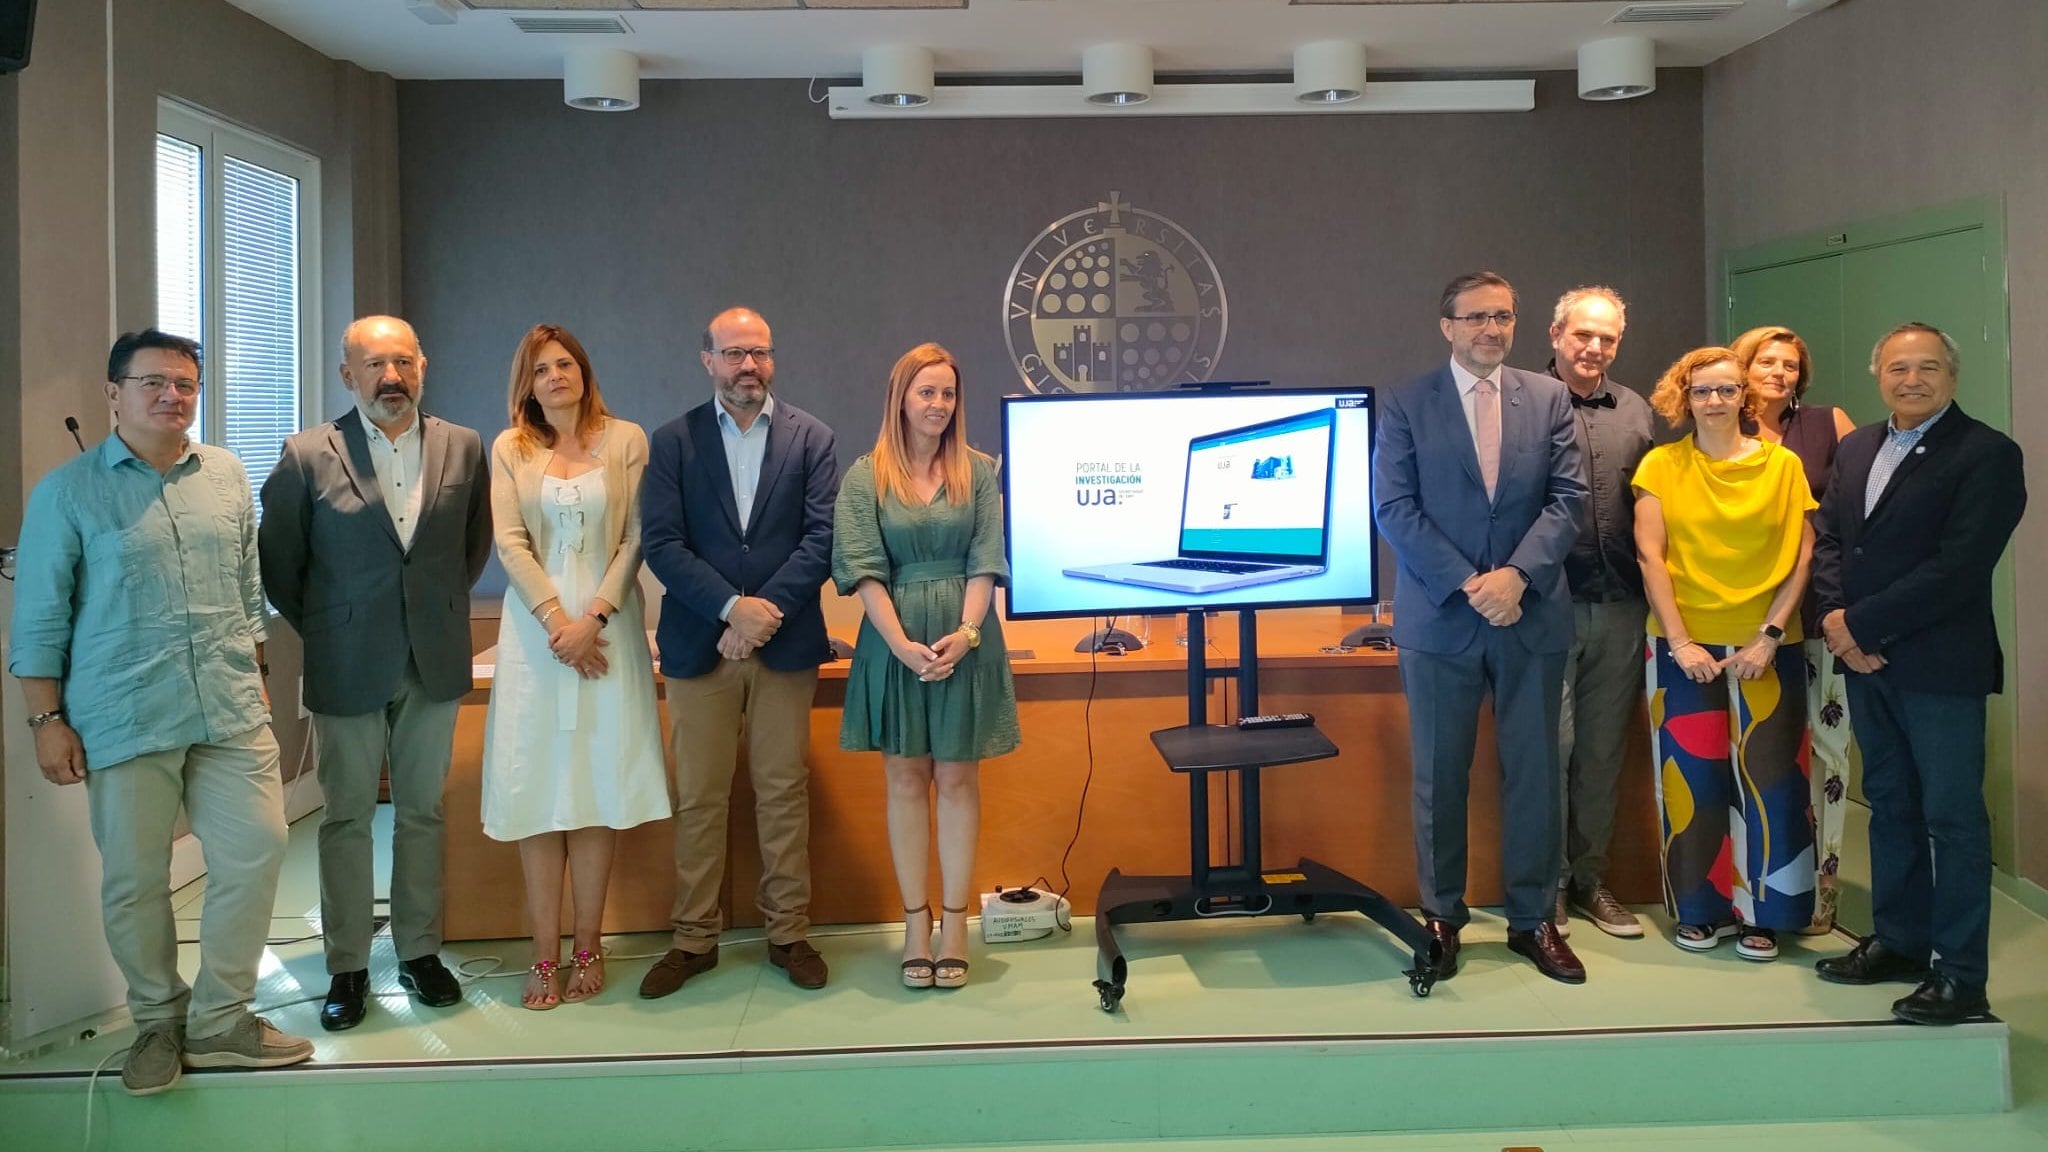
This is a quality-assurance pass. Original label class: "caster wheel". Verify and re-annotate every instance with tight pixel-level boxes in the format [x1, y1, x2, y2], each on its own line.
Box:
[1301, 912, 1317, 923]
[1406, 969, 1435, 998]
[1093, 979, 1125, 1013]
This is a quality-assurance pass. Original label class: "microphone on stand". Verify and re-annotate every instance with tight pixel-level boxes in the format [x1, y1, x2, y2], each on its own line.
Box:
[65, 416, 84, 453]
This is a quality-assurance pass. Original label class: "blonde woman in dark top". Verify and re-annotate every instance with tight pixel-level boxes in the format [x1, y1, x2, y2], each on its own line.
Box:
[1734, 326, 1857, 935]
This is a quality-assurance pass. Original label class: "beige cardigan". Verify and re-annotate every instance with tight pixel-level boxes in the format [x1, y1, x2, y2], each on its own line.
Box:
[490, 417, 649, 617]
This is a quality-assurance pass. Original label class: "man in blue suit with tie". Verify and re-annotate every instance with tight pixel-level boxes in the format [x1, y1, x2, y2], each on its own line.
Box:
[639, 306, 839, 997]
[1374, 272, 1590, 984]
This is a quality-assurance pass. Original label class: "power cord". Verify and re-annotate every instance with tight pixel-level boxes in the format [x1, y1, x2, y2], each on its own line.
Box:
[1046, 618, 1108, 933]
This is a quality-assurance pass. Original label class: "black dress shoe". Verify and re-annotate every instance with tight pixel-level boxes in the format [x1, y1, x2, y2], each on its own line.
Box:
[1892, 973, 1991, 1026]
[321, 969, 370, 1032]
[1424, 918, 1461, 981]
[398, 955, 463, 1007]
[1507, 921, 1587, 985]
[1814, 937, 1932, 986]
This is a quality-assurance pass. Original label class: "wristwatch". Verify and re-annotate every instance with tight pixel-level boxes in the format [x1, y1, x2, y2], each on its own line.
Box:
[956, 620, 982, 649]
[1760, 624, 1786, 643]
[26, 709, 66, 731]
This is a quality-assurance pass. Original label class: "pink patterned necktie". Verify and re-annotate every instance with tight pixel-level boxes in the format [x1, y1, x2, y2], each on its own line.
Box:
[1474, 377, 1501, 498]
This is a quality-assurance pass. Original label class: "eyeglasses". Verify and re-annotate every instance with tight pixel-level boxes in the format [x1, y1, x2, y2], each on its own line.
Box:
[120, 374, 200, 396]
[1449, 312, 1516, 329]
[1688, 385, 1742, 401]
[712, 347, 775, 366]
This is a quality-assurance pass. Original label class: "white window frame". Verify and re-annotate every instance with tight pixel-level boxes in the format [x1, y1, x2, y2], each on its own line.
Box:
[155, 99, 323, 450]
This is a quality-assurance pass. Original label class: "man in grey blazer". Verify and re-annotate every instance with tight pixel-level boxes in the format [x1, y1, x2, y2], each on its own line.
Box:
[259, 315, 492, 1030]
[1373, 272, 1589, 984]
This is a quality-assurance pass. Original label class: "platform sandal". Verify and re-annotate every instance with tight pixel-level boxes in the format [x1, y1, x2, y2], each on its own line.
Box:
[934, 904, 972, 990]
[901, 904, 936, 989]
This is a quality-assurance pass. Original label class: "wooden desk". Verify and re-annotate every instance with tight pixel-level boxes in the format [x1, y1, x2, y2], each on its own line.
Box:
[443, 594, 1660, 941]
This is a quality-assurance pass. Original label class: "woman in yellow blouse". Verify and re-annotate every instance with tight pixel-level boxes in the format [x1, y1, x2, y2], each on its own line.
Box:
[1633, 346, 1817, 962]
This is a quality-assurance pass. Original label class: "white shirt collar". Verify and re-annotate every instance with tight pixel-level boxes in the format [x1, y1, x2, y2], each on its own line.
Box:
[1449, 358, 1500, 396]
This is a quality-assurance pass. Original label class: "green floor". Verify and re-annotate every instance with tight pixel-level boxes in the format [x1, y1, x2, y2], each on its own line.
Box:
[3, 803, 2043, 1150]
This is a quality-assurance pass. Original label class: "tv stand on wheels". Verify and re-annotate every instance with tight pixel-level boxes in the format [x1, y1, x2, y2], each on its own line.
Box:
[1091, 608, 1439, 1012]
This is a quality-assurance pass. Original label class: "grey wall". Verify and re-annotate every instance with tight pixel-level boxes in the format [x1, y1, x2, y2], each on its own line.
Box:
[398, 71, 1707, 597]
[1704, 0, 2048, 884]
[1, 0, 403, 991]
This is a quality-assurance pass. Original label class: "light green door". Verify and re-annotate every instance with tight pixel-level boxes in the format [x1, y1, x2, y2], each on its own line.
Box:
[1724, 200, 2016, 873]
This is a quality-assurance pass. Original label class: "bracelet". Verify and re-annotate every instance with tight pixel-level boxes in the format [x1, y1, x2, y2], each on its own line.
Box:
[540, 605, 563, 626]
[588, 609, 610, 628]
[26, 709, 65, 731]
[259, 662, 271, 677]
[956, 620, 982, 649]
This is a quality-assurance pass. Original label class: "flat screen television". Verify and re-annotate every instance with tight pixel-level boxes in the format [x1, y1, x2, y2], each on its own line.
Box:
[999, 386, 1377, 620]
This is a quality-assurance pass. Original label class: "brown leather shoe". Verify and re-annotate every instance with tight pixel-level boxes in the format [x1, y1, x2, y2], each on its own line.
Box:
[768, 939, 829, 989]
[638, 946, 718, 1000]
[1425, 918, 1461, 981]
[1507, 921, 1586, 984]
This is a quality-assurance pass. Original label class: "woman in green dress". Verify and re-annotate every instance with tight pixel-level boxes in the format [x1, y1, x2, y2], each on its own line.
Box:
[833, 342, 1020, 990]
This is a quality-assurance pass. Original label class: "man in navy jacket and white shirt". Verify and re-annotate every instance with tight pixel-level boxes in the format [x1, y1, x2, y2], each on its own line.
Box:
[1812, 322, 2024, 1025]
[638, 306, 839, 997]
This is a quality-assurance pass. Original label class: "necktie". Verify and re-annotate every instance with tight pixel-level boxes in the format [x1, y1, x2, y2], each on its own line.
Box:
[1571, 391, 1615, 409]
[1474, 377, 1501, 498]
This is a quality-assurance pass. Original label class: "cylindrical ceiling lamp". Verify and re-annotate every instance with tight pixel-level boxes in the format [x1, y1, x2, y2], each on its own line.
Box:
[564, 46, 640, 111]
[1294, 40, 1366, 104]
[1083, 43, 1152, 106]
[1577, 36, 1655, 101]
[863, 45, 934, 107]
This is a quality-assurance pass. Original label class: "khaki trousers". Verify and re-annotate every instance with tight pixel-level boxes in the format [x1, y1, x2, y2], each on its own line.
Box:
[664, 658, 818, 952]
[86, 725, 287, 1040]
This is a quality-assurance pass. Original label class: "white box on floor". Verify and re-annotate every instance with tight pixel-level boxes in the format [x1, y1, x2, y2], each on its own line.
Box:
[979, 888, 1071, 943]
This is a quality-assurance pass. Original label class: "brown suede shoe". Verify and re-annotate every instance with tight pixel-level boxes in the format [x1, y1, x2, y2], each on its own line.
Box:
[638, 946, 719, 1000]
[768, 939, 829, 989]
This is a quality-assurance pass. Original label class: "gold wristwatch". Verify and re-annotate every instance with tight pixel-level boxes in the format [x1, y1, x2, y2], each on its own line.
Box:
[957, 620, 982, 649]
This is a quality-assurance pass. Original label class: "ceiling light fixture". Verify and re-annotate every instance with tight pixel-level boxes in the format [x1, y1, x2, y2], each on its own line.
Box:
[863, 45, 934, 107]
[1294, 40, 1366, 104]
[1082, 43, 1152, 106]
[825, 79, 1534, 120]
[564, 46, 640, 112]
[1577, 36, 1656, 101]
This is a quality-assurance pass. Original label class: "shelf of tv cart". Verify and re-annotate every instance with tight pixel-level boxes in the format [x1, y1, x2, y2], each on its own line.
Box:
[1091, 609, 1441, 1011]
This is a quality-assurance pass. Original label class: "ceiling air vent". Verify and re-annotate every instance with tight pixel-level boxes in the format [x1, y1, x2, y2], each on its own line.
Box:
[1611, 2, 1744, 23]
[509, 15, 633, 36]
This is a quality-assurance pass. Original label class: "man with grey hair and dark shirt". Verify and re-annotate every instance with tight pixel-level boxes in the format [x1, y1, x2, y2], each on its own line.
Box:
[10, 329, 312, 1095]
[1546, 286, 1655, 939]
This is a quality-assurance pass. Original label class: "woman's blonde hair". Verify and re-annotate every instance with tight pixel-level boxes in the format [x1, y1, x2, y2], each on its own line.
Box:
[1729, 325, 1814, 402]
[869, 342, 986, 506]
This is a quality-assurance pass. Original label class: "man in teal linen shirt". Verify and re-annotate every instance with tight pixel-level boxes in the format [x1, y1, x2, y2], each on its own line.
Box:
[7, 330, 311, 1095]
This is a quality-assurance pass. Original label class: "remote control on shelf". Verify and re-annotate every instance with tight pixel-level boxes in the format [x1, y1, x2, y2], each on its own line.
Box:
[1236, 712, 1315, 730]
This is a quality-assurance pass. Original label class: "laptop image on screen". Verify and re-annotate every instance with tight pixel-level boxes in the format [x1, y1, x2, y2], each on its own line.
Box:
[1063, 407, 1336, 595]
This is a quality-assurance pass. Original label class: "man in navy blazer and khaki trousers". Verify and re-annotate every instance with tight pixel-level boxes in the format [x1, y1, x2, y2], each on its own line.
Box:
[1812, 322, 2025, 1025]
[639, 307, 839, 997]
[1374, 272, 1590, 984]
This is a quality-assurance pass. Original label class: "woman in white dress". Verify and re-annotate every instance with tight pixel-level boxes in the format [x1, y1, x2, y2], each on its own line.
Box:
[483, 324, 669, 1010]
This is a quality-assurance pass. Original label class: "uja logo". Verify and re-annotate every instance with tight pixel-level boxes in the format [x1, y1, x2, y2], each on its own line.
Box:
[1004, 192, 1227, 393]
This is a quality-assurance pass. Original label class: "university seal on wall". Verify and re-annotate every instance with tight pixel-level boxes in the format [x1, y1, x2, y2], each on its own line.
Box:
[1003, 192, 1227, 393]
